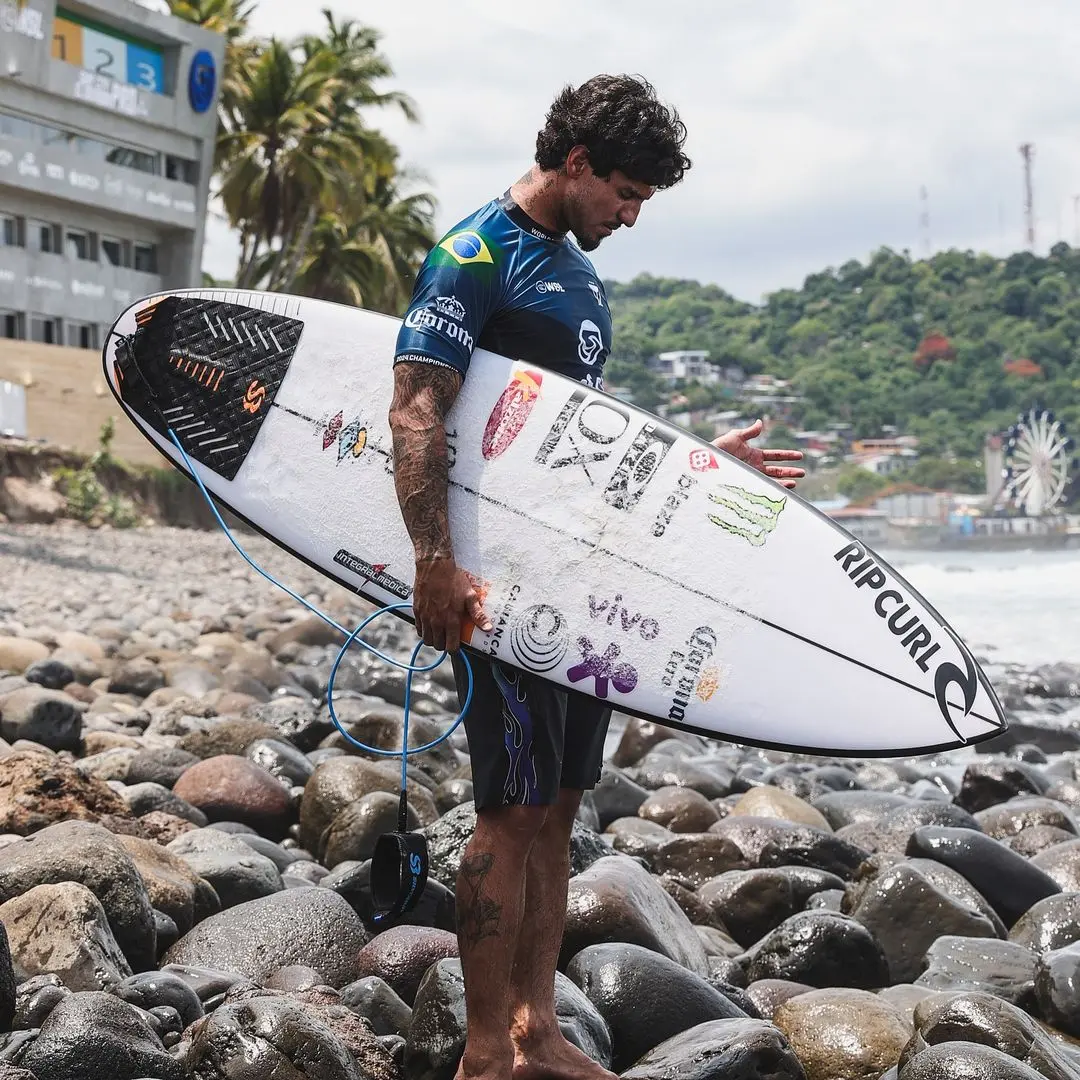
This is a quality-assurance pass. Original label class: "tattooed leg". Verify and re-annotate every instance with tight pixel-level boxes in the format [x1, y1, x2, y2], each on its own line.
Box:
[455, 804, 549, 1080]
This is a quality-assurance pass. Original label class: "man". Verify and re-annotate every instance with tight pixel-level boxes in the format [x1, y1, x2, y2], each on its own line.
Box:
[389, 75, 804, 1080]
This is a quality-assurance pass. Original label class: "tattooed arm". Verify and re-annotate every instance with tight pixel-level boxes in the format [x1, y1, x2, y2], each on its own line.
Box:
[388, 361, 491, 652]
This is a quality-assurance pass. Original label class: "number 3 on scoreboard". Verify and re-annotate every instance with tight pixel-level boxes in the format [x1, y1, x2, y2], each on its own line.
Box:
[133, 61, 158, 91]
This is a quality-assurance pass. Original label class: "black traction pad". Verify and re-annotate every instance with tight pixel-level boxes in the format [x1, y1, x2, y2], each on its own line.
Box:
[115, 295, 303, 481]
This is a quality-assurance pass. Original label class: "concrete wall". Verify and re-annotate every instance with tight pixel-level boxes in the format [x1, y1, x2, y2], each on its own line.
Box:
[0, 337, 164, 464]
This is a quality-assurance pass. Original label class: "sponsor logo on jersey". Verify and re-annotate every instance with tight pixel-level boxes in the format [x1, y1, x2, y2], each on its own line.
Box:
[438, 230, 493, 265]
[578, 319, 604, 366]
[588, 281, 604, 306]
[535, 279, 564, 293]
[482, 368, 544, 459]
[405, 306, 475, 351]
[433, 295, 466, 321]
[332, 550, 411, 599]
[707, 485, 786, 547]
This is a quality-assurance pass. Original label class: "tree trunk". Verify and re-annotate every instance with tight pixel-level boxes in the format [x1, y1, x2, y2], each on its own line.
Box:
[273, 203, 318, 292]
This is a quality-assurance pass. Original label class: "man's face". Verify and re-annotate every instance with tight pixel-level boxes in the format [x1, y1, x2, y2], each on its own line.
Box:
[565, 167, 655, 252]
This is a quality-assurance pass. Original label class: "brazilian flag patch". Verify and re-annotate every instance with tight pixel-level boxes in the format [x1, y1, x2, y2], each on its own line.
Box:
[439, 230, 494, 266]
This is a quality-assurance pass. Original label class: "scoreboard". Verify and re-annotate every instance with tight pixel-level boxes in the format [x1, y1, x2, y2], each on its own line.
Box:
[52, 8, 165, 94]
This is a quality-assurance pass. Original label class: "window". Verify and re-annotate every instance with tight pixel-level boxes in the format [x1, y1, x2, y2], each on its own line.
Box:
[30, 220, 61, 254]
[106, 146, 159, 175]
[1, 215, 24, 247]
[66, 322, 97, 349]
[0, 111, 160, 176]
[30, 314, 61, 345]
[165, 155, 198, 185]
[101, 236, 129, 268]
[65, 228, 94, 261]
[133, 242, 157, 274]
[0, 310, 23, 340]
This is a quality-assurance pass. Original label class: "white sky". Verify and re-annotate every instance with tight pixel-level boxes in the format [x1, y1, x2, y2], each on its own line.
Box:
[201, 0, 1080, 302]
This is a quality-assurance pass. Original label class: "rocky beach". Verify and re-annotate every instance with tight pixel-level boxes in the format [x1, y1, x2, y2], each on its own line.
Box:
[0, 523, 1078, 1078]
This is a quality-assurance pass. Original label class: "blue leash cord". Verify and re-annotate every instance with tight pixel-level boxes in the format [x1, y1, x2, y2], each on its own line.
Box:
[163, 427, 469, 920]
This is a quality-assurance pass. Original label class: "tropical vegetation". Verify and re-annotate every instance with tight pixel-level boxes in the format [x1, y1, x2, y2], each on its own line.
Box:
[170, 0, 436, 312]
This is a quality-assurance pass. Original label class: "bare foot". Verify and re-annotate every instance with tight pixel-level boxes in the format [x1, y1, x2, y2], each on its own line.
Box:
[456, 1046, 515, 1080]
[511, 1032, 617, 1080]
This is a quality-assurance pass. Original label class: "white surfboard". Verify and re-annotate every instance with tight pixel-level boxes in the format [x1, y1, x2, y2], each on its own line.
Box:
[102, 289, 1007, 756]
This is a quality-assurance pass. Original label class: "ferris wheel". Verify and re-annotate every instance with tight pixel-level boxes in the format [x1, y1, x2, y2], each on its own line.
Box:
[1002, 408, 1075, 516]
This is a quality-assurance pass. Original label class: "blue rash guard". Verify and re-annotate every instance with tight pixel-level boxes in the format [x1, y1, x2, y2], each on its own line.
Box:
[394, 191, 612, 390]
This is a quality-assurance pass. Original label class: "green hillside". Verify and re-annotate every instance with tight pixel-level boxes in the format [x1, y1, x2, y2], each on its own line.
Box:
[604, 244, 1080, 459]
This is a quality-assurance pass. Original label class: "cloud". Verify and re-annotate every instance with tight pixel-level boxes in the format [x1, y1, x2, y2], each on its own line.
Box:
[202, 0, 1080, 301]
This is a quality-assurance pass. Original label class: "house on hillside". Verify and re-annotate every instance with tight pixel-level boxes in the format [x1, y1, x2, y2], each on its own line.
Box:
[648, 350, 721, 385]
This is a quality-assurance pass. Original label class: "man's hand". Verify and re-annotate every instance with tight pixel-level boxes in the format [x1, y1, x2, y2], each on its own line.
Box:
[413, 557, 491, 653]
[713, 418, 806, 489]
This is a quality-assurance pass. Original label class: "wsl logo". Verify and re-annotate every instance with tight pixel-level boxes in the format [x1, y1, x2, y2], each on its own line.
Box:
[439, 231, 493, 266]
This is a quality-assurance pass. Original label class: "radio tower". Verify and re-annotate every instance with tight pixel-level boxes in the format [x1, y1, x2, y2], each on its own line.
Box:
[1020, 143, 1035, 250]
[919, 185, 931, 259]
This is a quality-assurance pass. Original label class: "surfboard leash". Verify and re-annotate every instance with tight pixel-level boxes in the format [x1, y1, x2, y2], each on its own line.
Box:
[106, 326, 473, 923]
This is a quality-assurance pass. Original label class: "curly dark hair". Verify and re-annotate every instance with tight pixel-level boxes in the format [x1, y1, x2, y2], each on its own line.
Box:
[535, 74, 690, 189]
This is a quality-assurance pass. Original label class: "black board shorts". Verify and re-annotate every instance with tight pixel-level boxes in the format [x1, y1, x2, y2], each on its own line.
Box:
[451, 648, 612, 810]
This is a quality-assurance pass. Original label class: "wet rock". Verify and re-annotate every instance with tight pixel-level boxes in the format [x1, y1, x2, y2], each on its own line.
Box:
[699, 870, 801, 948]
[354, 926, 458, 1007]
[0, 689, 82, 754]
[22, 660, 75, 692]
[773, 987, 909, 1080]
[178, 994, 386, 1080]
[0, 751, 132, 835]
[612, 718, 705, 768]
[245, 737, 314, 787]
[0, 639, 48, 674]
[22, 990, 184, 1080]
[898, 1042, 1047, 1080]
[744, 979, 814, 1020]
[650, 834, 746, 888]
[302, 757, 438, 860]
[955, 761, 1050, 814]
[339, 975, 412, 1037]
[639, 786, 720, 832]
[592, 765, 649, 829]
[1010, 892, 1080, 952]
[0, 882, 132, 990]
[119, 782, 208, 825]
[108, 658, 166, 699]
[631, 755, 733, 801]
[976, 797, 1078, 839]
[172, 755, 292, 839]
[840, 801, 981, 855]
[234, 834, 307, 873]
[321, 710, 460, 786]
[1005, 825, 1076, 858]
[566, 941, 744, 1072]
[730, 787, 831, 830]
[1034, 943, 1080, 1035]
[263, 964, 323, 991]
[905, 990, 1080, 1079]
[433, 778, 472, 814]
[110, 971, 204, 1029]
[178, 717, 281, 760]
[124, 747, 199, 789]
[116, 834, 219, 935]
[916, 936, 1037, 1008]
[422, 802, 606, 889]
[709, 816, 869, 879]
[244, 698, 331, 752]
[605, 817, 673, 860]
[812, 790, 913, 829]
[165, 829, 283, 908]
[139, 811, 198, 845]
[0, 821, 155, 971]
[323, 792, 421, 869]
[561, 855, 710, 975]
[13, 972, 68, 1029]
[741, 911, 888, 989]
[620, 1017, 807, 1080]
[849, 863, 999, 983]
[162, 886, 368, 988]
[907, 826, 1060, 926]
[1031, 839, 1080, 892]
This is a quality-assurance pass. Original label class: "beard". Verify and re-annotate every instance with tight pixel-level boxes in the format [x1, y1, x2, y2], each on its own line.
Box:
[573, 230, 602, 252]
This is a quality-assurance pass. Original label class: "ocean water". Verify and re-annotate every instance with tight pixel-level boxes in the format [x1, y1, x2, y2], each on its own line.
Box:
[882, 548, 1080, 669]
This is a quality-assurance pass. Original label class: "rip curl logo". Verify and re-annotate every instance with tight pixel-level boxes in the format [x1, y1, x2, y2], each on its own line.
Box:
[577, 319, 604, 366]
[707, 484, 786, 547]
[242, 380, 266, 414]
[566, 637, 638, 699]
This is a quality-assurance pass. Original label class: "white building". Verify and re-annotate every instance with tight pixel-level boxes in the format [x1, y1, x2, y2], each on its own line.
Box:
[649, 350, 720, 384]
